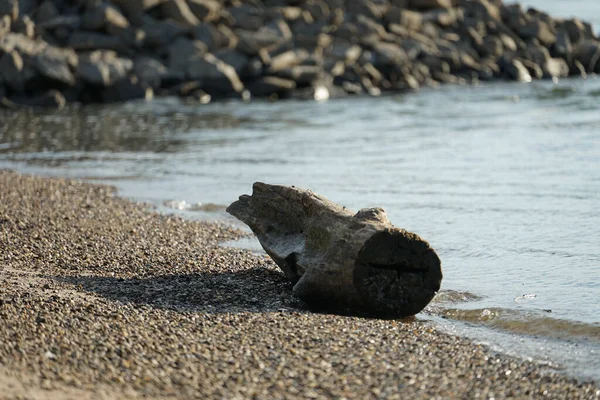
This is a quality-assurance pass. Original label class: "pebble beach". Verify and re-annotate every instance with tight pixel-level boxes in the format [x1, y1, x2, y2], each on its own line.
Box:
[0, 170, 598, 399]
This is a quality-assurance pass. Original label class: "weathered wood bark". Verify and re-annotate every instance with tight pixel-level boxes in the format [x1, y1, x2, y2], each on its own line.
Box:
[227, 182, 442, 317]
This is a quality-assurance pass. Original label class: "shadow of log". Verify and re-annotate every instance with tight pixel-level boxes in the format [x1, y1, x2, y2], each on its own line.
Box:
[55, 268, 299, 314]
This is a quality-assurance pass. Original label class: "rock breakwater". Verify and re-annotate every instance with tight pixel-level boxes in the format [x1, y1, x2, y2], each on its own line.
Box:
[0, 0, 598, 108]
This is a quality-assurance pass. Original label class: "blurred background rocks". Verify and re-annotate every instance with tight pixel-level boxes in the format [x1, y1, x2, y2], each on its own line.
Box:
[0, 0, 598, 108]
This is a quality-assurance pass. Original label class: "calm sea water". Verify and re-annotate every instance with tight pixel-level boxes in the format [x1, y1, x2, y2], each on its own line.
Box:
[1, 0, 599, 381]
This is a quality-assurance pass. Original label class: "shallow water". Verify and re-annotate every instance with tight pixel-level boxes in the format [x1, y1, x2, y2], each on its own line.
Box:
[1, 0, 600, 381]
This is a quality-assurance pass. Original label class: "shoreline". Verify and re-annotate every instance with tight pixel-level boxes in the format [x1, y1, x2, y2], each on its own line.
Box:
[1, 0, 599, 108]
[1, 170, 599, 399]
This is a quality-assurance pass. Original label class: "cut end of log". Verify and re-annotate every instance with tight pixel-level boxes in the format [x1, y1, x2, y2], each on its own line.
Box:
[354, 230, 442, 317]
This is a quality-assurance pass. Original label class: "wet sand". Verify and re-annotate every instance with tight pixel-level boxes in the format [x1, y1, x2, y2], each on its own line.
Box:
[0, 170, 598, 399]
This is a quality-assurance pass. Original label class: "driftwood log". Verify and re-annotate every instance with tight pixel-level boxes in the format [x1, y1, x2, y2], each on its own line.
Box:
[227, 183, 442, 317]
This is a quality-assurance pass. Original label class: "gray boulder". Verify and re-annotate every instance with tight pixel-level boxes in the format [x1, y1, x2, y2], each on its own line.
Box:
[161, 0, 200, 27]
[188, 0, 221, 22]
[542, 57, 569, 79]
[11, 89, 66, 108]
[34, 1, 59, 25]
[0, 49, 24, 91]
[102, 76, 153, 103]
[134, 57, 183, 89]
[267, 49, 309, 72]
[77, 50, 133, 86]
[385, 8, 422, 31]
[32, 46, 78, 86]
[273, 65, 321, 85]
[0, 32, 46, 56]
[186, 53, 244, 94]
[167, 36, 207, 71]
[229, 5, 264, 31]
[0, 14, 9, 37]
[214, 48, 248, 75]
[409, 0, 454, 10]
[111, 0, 166, 26]
[247, 76, 296, 97]
[82, 3, 130, 35]
[572, 40, 600, 73]
[12, 15, 35, 39]
[0, 0, 18, 22]
[503, 58, 532, 82]
[69, 31, 126, 52]
[142, 20, 189, 48]
[553, 29, 572, 59]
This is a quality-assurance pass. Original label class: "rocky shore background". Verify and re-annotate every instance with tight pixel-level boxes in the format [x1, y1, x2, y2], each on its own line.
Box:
[0, 0, 599, 108]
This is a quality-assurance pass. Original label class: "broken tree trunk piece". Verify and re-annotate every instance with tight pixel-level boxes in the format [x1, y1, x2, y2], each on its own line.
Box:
[227, 183, 442, 317]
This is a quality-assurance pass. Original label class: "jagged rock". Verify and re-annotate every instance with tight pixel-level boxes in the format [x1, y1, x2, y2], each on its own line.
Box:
[35, 1, 59, 25]
[77, 60, 110, 86]
[36, 15, 81, 31]
[560, 18, 590, 45]
[498, 33, 518, 52]
[267, 49, 309, 72]
[192, 23, 220, 50]
[542, 57, 569, 79]
[0, 14, 9, 37]
[517, 19, 555, 47]
[385, 8, 422, 31]
[18, 0, 36, 17]
[102, 76, 153, 102]
[409, 0, 454, 10]
[227, 183, 442, 317]
[461, 0, 501, 22]
[503, 58, 532, 82]
[327, 38, 362, 63]
[214, 48, 248, 75]
[82, 3, 130, 35]
[553, 29, 572, 59]
[142, 20, 189, 48]
[0, 0, 18, 22]
[303, 0, 329, 21]
[77, 50, 133, 86]
[11, 89, 66, 108]
[167, 37, 207, 71]
[571, 59, 587, 77]
[236, 29, 283, 55]
[32, 46, 78, 86]
[247, 76, 296, 97]
[520, 41, 550, 66]
[273, 65, 321, 85]
[229, 5, 264, 31]
[161, 0, 200, 27]
[0, 49, 24, 91]
[12, 15, 35, 39]
[69, 31, 126, 52]
[188, 0, 221, 22]
[422, 7, 459, 28]
[111, 0, 166, 26]
[0, 32, 46, 56]
[372, 41, 408, 66]
[521, 59, 543, 79]
[572, 40, 600, 73]
[133, 57, 168, 89]
[186, 53, 244, 94]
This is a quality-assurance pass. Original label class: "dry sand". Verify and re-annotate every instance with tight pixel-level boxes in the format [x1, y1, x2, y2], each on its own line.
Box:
[0, 170, 598, 399]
